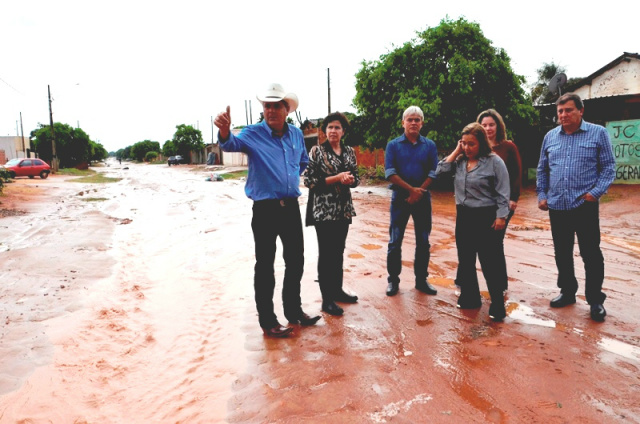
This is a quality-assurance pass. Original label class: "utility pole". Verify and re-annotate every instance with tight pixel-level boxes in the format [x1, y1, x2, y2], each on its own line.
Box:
[327, 68, 331, 114]
[19, 112, 25, 156]
[245, 100, 249, 126]
[48, 85, 58, 172]
[249, 100, 253, 124]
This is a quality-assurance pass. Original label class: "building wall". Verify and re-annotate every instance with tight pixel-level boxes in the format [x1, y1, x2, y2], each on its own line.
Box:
[0, 136, 30, 162]
[574, 59, 640, 99]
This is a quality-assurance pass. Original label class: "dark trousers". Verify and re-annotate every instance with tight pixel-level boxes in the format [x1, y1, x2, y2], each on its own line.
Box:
[455, 205, 507, 302]
[549, 202, 606, 305]
[387, 195, 432, 285]
[457, 208, 514, 291]
[314, 220, 350, 301]
[251, 199, 304, 329]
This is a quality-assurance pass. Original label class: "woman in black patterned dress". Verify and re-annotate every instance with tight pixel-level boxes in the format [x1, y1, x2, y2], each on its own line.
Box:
[304, 112, 360, 316]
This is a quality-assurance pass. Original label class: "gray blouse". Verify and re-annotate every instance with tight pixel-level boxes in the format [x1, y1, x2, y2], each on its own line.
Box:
[436, 154, 510, 218]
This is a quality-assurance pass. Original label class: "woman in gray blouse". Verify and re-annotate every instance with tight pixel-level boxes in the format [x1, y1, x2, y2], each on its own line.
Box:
[304, 112, 360, 317]
[436, 123, 510, 321]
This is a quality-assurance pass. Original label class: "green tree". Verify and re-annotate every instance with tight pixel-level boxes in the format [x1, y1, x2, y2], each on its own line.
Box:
[89, 140, 108, 162]
[31, 123, 93, 168]
[530, 62, 583, 105]
[162, 140, 177, 156]
[130, 140, 161, 162]
[145, 151, 159, 162]
[353, 17, 537, 150]
[121, 146, 132, 160]
[172, 124, 204, 161]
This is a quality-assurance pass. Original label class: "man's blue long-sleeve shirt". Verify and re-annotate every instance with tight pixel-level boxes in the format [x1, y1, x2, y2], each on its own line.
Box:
[219, 120, 309, 201]
[536, 120, 615, 210]
[385, 134, 438, 197]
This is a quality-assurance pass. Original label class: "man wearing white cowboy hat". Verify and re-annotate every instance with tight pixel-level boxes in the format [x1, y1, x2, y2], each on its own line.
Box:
[214, 83, 320, 338]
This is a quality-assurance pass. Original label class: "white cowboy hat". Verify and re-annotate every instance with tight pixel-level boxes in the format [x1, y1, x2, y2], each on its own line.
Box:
[256, 83, 299, 113]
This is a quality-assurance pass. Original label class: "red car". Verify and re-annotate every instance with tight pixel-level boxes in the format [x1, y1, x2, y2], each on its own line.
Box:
[3, 158, 51, 179]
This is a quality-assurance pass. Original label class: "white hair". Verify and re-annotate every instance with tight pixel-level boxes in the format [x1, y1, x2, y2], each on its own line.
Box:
[403, 106, 424, 120]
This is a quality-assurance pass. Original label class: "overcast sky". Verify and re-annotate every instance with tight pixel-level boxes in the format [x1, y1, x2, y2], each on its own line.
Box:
[1, 0, 637, 152]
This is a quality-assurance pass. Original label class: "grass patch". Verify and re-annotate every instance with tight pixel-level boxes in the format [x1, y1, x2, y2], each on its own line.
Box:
[81, 197, 108, 202]
[58, 168, 95, 176]
[58, 169, 120, 183]
[70, 175, 121, 183]
[217, 170, 248, 179]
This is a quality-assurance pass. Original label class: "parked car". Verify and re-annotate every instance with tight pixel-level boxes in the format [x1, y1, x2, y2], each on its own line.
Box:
[168, 155, 187, 165]
[3, 158, 51, 179]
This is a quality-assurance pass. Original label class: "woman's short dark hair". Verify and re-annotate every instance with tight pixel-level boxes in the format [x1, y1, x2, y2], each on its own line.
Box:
[476, 108, 507, 143]
[461, 122, 492, 157]
[321, 112, 350, 133]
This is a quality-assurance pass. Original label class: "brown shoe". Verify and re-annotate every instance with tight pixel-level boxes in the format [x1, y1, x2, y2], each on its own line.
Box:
[262, 324, 293, 338]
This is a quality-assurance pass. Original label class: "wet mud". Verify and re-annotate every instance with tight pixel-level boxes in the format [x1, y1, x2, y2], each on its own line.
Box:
[0, 161, 638, 423]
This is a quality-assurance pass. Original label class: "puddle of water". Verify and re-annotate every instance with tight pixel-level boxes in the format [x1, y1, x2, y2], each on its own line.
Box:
[597, 337, 640, 361]
[508, 303, 556, 328]
[361, 244, 382, 250]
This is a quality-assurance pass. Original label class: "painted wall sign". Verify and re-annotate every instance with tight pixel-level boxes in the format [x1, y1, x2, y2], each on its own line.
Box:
[606, 119, 640, 184]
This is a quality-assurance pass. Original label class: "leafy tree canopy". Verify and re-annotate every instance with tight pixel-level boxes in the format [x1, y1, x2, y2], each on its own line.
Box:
[89, 140, 108, 162]
[162, 140, 177, 157]
[353, 17, 537, 150]
[530, 62, 583, 106]
[130, 140, 161, 162]
[172, 124, 204, 160]
[31, 123, 99, 167]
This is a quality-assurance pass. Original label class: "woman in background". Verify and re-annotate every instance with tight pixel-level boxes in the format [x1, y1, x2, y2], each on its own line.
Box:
[477, 109, 522, 293]
[477, 109, 522, 226]
[436, 123, 510, 321]
[305, 112, 360, 316]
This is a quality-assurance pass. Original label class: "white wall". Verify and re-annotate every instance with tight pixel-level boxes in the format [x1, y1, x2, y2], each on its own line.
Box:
[575, 59, 640, 99]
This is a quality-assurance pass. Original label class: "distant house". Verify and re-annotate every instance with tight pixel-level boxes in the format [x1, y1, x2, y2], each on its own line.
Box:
[534, 52, 640, 184]
[0, 136, 31, 164]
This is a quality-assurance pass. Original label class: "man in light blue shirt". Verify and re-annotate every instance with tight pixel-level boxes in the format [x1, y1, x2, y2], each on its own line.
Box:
[384, 106, 439, 297]
[537, 93, 615, 322]
[214, 83, 319, 337]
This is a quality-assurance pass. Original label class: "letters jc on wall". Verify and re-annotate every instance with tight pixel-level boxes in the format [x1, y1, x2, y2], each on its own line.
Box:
[607, 119, 640, 184]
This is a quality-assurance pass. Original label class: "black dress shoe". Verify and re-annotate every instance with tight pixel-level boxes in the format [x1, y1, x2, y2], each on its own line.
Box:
[489, 302, 506, 322]
[386, 282, 399, 296]
[457, 293, 482, 309]
[590, 304, 606, 322]
[262, 324, 293, 338]
[322, 301, 344, 316]
[550, 293, 576, 308]
[334, 291, 358, 303]
[415, 281, 437, 295]
[287, 312, 321, 326]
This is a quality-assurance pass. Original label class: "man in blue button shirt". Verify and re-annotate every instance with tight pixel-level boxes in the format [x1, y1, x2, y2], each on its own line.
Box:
[536, 93, 615, 322]
[214, 83, 320, 337]
[384, 106, 439, 297]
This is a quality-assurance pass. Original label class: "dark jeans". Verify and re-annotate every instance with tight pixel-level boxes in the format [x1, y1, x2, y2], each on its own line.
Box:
[455, 205, 507, 302]
[549, 202, 606, 305]
[387, 193, 432, 285]
[314, 220, 350, 301]
[251, 199, 304, 329]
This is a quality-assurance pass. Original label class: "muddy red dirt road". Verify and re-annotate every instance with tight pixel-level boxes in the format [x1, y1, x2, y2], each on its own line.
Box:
[0, 160, 638, 423]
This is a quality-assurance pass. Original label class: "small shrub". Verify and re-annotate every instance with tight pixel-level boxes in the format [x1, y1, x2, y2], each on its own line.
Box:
[0, 168, 12, 193]
[145, 151, 159, 162]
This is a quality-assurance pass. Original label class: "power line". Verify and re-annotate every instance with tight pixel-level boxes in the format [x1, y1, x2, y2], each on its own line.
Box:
[0, 76, 23, 94]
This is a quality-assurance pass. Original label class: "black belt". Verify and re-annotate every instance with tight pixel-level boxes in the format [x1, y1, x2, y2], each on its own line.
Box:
[254, 198, 298, 207]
